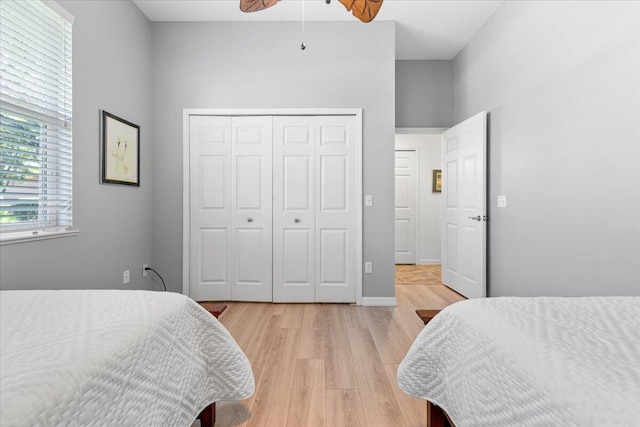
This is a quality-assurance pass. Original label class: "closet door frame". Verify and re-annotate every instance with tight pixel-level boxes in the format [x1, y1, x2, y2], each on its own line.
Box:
[182, 108, 363, 305]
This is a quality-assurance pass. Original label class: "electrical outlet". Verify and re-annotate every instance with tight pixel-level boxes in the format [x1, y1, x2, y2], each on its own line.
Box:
[123, 269, 130, 284]
[142, 264, 148, 277]
[365, 262, 373, 274]
[365, 195, 373, 207]
[497, 195, 507, 208]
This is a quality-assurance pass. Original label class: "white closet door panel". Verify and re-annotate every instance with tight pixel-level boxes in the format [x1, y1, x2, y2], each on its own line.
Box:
[315, 116, 357, 303]
[320, 156, 348, 211]
[319, 229, 348, 284]
[200, 229, 228, 282]
[273, 116, 315, 302]
[284, 156, 312, 210]
[201, 156, 226, 210]
[235, 228, 267, 282]
[236, 156, 264, 210]
[283, 230, 313, 283]
[231, 116, 272, 302]
[189, 116, 232, 301]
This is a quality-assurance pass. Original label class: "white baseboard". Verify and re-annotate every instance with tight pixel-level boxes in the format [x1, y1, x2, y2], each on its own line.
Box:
[418, 259, 441, 265]
[361, 297, 397, 307]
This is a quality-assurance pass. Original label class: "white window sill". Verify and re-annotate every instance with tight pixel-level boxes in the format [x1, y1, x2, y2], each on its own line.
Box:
[0, 229, 80, 245]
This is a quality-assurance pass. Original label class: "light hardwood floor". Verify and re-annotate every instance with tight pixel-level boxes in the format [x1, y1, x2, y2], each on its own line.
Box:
[204, 268, 464, 427]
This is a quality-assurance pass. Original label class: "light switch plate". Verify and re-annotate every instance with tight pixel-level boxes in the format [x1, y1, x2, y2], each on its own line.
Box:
[364, 262, 373, 273]
[497, 195, 507, 208]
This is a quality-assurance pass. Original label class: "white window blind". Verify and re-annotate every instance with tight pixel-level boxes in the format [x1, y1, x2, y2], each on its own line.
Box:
[0, 0, 73, 234]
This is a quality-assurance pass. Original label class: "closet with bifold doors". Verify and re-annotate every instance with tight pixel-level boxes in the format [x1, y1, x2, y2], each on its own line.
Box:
[186, 111, 361, 303]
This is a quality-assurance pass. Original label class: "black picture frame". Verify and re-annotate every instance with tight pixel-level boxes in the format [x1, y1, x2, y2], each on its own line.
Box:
[101, 110, 140, 186]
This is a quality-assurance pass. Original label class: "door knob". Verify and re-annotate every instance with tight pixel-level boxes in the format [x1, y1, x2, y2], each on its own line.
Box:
[468, 216, 482, 221]
[247, 218, 254, 223]
[294, 218, 301, 223]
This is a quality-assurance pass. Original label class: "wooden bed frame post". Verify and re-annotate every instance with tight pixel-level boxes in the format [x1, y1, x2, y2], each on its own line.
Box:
[427, 401, 447, 427]
[198, 403, 215, 427]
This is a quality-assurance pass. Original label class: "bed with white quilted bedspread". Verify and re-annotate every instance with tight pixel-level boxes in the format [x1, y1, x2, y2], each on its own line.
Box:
[0, 290, 254, 426]
[397, 297, 640, 426]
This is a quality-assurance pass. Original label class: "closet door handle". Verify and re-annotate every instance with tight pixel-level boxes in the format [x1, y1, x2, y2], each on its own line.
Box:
[294, 218, 301, 223]
[247, 218, 254, 223]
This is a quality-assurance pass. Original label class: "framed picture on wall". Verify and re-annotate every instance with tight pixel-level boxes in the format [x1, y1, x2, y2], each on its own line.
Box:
[432, 169, 442, 193]
[101, 110, 140, 186]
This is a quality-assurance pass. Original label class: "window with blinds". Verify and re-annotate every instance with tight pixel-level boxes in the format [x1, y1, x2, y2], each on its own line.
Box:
[0, 0, 73, 235]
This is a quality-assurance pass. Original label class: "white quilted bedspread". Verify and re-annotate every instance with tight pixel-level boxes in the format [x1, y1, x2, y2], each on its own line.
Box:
[0, 290, 254, 426]
[397, 297, 640, 426]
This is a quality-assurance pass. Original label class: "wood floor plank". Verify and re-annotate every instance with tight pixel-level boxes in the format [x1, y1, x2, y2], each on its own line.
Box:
[281, 303, 305, 329]
[243, 311, 284, 369]
[365, 308, 414, 364]
[339, 303, 369, 331]
[432, 285, 465, 306]
[219, 303, 269, 350]
[247, 328, 300, 427]
[395, 264, 442, 286]
[400, 284, 452, 311]
[383, 363, 426, 427]
[233, 310, 287, 421]
[346, 323, 406, 427]
[298, 304, 327, 359]
[325, 390, 368, 427]
[270, 303, 288, 316]
[324, 305, 358, 389]
[286, 359, 326, 427]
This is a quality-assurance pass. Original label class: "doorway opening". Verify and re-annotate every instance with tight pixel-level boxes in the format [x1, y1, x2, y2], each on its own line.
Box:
[395, 112, 488, 300]
[394, 130, 444, 268]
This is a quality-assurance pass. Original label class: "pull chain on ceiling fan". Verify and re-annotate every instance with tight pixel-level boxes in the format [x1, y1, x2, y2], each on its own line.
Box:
[301, 0, 306, 50]
[239, 0, 384, 23]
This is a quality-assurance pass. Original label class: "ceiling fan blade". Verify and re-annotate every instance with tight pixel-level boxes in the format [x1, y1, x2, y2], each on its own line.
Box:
[240, 0, 278, 13]
[338, 0, 383, 23]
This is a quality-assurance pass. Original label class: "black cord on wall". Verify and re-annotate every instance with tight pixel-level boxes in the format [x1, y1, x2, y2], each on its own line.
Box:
[145, 267, 167, 292]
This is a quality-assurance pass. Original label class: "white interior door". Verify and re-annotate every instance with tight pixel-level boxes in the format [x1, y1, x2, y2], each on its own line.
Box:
[314, 116, 357, 303]
[231, 116, 273, 301]
[189, 115, 232, 301]
[273, 116, 316, 302]
[394, 150, 417, 264]
[441, 112, 487, 298]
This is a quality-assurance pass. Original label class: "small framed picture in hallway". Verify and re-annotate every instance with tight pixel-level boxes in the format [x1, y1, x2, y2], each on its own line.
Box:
[432, 169, 442, 193]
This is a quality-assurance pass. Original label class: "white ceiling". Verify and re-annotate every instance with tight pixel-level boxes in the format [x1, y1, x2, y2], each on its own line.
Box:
[133, 0, 503, 60]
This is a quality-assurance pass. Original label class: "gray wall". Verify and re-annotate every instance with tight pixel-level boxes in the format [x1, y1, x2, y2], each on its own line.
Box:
[396, 60, 453, 128]
[453, 1, 640, 296]
[0, 1, 154, 291]
[151, 22, 396, 297]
